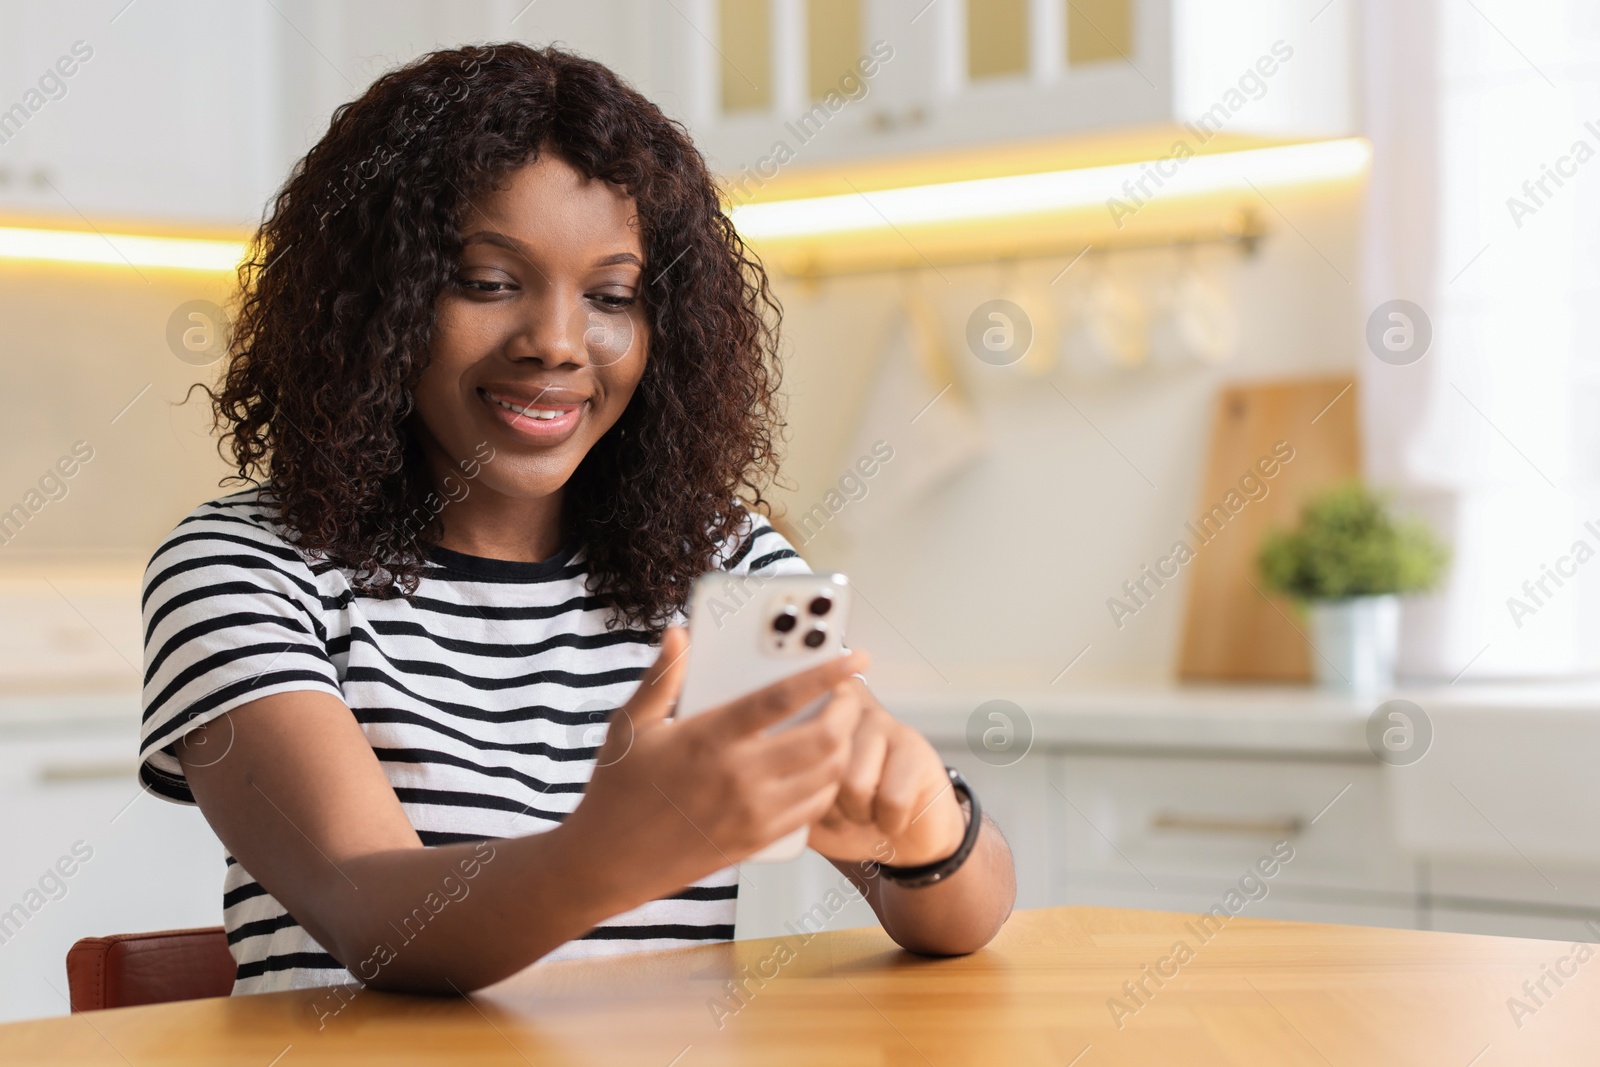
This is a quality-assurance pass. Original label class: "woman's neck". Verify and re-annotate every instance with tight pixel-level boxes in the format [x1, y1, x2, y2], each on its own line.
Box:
[432, 476, 567, 564]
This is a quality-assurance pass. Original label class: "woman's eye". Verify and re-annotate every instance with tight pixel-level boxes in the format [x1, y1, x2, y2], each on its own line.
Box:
[590, 293, 636, 311]
[456, 276, 514, 294]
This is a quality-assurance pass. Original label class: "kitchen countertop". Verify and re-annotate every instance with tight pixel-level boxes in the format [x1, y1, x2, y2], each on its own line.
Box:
[12, 673, 1600, 760]
[878, 679, 1600, 758]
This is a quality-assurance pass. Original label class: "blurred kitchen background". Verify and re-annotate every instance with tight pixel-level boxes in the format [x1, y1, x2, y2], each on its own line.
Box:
[3, 0, 1600, 1023]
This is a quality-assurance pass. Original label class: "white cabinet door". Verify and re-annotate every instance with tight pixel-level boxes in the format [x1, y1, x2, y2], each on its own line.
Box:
[0, 1, 282, 225]
[677, 0, 1353, 176]
[0, 721, 225, 1023]
[679, 0, 1176, 172]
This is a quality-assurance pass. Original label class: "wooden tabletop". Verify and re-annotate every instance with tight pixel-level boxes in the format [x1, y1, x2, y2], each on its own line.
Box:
[4, 906, 1596, 1065]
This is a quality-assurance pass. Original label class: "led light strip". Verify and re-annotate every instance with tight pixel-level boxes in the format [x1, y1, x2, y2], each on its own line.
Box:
[730, 138, 1372, 241]
[0, 138, 1369, 269]
[0, 225, 247, 272]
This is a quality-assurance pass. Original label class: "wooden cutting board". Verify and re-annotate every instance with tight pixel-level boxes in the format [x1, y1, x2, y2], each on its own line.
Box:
[1177, 377, 1361, 683]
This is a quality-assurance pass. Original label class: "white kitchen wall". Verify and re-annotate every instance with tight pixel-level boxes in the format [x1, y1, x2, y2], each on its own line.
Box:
[0, 261, 233, 566]
[770, 184, 1364, 690]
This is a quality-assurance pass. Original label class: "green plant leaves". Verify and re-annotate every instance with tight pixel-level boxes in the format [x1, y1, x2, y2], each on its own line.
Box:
[1257, 482, 1449, 600]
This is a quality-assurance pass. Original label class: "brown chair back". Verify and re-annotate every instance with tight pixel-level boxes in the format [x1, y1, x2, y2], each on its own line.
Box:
[67, 926, 235, 1011]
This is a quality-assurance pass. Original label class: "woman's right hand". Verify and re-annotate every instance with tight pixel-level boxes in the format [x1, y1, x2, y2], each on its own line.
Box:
[562, 627, 870, 905]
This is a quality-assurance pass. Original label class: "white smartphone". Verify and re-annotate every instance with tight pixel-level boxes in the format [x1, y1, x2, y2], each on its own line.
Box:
[674, 570, 854, 862]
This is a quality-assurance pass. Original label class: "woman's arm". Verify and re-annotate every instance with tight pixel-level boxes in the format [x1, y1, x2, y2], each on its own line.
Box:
[829, 813, 1015, 956]
[809, 683, 1017, 955]
[180, 629, 868, 993]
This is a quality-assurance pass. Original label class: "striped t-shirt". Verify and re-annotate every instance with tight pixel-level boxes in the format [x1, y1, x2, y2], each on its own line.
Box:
[138, 487, 807, 994]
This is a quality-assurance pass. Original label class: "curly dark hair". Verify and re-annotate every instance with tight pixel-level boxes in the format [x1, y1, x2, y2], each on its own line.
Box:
[211, 43, 783, 634]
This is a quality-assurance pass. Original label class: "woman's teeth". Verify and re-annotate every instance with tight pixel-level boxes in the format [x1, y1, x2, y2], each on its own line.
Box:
[492, 396, 565, 420]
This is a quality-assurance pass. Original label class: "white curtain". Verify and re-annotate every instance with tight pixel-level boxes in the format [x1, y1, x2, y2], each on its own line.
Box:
[1361, 0, 1600, 679]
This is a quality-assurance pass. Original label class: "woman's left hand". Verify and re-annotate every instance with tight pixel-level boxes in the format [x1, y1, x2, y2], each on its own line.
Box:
[806, 679, 968, 868]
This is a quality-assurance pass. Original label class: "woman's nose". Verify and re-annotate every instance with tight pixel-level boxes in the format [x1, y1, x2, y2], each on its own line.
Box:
[513, 294, 590, 368]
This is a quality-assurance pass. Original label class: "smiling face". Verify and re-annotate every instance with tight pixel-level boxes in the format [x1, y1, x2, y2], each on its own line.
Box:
[413, 151, 649, 532]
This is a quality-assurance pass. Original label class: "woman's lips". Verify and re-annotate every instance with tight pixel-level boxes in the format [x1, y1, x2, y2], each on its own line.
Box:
[479, 387, 586, 443]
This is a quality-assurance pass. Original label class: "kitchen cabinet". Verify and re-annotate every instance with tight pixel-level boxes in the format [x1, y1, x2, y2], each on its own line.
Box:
[2, 0, 1353, 228]
[0, 0, 597, 226]
[1049, 754, 1414, 897]
[673, 0, 1355, 177]
[10, 684, 1595, 1015]
[739, 688, 1600, 945]
[11, 0, 680, 228]
[0, 699, 224, 1024]
[0, 1, 283, 226]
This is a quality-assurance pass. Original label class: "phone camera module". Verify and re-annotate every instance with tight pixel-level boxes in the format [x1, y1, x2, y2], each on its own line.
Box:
[807, 595, 833, 617]
[772, 607, 798, 633]
[803, 627, 827, 649]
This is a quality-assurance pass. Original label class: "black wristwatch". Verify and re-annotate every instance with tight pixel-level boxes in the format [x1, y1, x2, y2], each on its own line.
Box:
[874, 767, 982, 889]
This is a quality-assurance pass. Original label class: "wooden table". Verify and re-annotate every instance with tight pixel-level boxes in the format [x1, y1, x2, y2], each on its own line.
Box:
[4, 906, 1596, 1065]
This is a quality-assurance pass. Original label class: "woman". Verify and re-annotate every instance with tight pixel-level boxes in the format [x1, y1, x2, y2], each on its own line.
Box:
[139, 43, 1014, 998]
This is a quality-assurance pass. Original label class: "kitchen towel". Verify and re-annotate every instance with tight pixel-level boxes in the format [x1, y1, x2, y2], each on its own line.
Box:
[823, 287, 985, 546]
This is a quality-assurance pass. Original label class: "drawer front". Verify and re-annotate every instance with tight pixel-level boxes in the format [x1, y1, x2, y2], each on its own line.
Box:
[1051, 754, 1413, 896]
[1388, 707, 1600, 867]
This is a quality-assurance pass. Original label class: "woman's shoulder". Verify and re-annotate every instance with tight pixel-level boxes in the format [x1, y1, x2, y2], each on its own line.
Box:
[143, 486, 332, 606]
[151, 485, 298, 556]
[715, 505, 809, 577]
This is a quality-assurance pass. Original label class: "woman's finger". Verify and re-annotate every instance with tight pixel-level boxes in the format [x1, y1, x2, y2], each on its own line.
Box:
[872, 728, 940, 839]
[701, 649, 870, 738]
[745, 680, 863, 779]
[833, 710, 889, 823]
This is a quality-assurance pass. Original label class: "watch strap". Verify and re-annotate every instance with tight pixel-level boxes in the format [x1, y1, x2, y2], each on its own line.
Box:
[873, 767, 981, 889]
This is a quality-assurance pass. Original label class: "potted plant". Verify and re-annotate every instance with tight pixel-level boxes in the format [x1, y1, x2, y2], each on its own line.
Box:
[1257, 483, 1449, 693]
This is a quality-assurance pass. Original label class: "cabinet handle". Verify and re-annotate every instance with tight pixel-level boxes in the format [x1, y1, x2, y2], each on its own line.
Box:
[1151, 813, 1304, 837]
[37, 761, 137, 784]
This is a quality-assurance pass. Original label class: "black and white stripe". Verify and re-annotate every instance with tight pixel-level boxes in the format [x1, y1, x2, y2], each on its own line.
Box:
[139, 488, 805, 994]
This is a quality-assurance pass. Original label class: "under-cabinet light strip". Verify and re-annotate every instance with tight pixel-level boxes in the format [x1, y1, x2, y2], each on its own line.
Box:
[730, 138, 1372, 240]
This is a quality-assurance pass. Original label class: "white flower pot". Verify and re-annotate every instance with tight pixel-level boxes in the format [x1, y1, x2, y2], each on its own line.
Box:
[1306, 595, 1400, 693]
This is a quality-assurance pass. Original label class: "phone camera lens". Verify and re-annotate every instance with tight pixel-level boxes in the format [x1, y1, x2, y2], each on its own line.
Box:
[772, 608, 798, 633]
[803, 627, 826, 648]
[807, 595, 833, 617]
